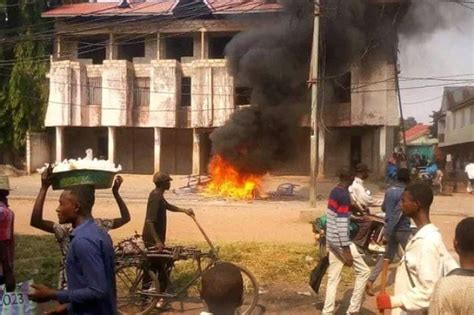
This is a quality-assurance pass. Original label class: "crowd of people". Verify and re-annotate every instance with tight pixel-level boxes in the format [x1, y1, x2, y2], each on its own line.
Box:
[0, 159, 472, 314]
[323, 162, 474, 315]
[0, 171, 244, 315]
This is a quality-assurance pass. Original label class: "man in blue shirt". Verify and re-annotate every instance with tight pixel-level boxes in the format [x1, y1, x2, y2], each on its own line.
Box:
[365, 168, 412, 296]
[29, 185, 117, 314]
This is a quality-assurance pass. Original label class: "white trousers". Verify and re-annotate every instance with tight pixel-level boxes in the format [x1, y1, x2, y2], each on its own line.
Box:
[322, 243, 370, 314]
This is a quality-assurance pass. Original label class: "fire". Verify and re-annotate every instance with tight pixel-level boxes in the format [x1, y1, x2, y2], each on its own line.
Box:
[205, 155, 262, 200]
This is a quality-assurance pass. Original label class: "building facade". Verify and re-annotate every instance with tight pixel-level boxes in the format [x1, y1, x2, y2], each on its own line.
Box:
[437, 86, 474, 174]
[41, 0, 400, 177]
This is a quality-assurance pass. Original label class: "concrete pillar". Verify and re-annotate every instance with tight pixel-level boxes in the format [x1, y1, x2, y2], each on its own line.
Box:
[317, 128, 325, 179]
[192, 128, 201, 175]
[108, 127, 116, 163]
[379, 126, 387, 178]
[55, 35, 62, 59]
[55, 126, 64, 162]
[200, 28, 207, 59]
[156, 33, 161, 60]
[154, 127, 161, 173]
[108, 33, 117, 60]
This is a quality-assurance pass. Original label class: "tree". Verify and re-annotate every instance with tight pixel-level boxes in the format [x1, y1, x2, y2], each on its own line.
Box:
[0, 0, 50, 153]
[429, 110, 441, 138]
[403, 116, 418, 131]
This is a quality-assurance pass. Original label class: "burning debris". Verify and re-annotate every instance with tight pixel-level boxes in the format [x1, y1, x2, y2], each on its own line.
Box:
[204, 0, 466, 198]
[209, 0, 313, 175]
[204, 155, 263, 200]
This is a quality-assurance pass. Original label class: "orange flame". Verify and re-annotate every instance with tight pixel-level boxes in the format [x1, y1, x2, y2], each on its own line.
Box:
[205, 155, 262, 200]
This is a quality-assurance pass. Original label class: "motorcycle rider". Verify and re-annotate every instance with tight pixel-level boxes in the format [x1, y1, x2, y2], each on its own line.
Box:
[349, 163, 384, 250]
[322, 168, 370, 315]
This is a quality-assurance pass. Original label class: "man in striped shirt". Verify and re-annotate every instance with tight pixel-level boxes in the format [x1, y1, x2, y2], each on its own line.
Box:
[322, 169, 370, 315]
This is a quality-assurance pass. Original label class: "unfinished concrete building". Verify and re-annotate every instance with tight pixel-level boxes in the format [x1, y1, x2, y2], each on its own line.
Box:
[41, 0, 399, 177]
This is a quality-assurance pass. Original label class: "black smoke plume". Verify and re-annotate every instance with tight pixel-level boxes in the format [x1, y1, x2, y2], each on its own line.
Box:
[210, 0, 313, 174]
[210, 0, 465, 174]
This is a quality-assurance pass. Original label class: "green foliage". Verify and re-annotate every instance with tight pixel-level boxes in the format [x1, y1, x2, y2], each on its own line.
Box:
[0, 0, 50, 152]
[7, 33, 48, 149]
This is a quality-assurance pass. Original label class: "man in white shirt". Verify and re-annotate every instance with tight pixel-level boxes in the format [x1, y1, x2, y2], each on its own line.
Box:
[464, 162, 474, 193]
[349, 163, 384, 249]
[349, 163, 383, 211]
[376, 183, 458, 315]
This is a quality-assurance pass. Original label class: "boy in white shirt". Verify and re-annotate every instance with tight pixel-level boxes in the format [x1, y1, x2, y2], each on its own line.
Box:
[376, 183, 458, 315]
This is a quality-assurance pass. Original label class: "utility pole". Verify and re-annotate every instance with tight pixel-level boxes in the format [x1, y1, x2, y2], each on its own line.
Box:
[309, 0, 320, 207]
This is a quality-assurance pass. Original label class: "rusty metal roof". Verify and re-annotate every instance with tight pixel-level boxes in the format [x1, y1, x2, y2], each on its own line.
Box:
[42, 0, 282, 18]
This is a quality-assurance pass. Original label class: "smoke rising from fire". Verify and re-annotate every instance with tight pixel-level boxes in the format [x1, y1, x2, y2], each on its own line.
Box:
[210, 0, 467, 174]
[210, 0, 313, 174]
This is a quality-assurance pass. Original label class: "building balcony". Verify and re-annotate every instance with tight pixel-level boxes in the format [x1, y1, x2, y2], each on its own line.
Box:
[45, 58, 237, 129]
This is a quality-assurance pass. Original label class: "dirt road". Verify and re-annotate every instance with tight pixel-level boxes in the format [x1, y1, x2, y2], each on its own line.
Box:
[9, 174, 473, 314]
[9, 174, 473, 248]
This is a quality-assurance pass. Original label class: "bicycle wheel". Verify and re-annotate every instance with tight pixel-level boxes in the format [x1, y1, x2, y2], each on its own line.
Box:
[235, 264, 259, 315]
[115, 262, 160, 315]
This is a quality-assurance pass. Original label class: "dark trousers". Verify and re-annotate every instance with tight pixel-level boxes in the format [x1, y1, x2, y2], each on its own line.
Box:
[368, 230, 411, 282]
[352, 216, 384, 249]
[143, 257, 173, 293]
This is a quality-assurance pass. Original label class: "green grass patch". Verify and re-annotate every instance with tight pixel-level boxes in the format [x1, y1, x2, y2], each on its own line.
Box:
[14, 235, 354, 291]
[14, 235, 61, 287]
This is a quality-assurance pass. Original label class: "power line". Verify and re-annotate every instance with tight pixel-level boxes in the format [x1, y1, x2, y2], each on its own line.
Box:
[0, 1, 266, 65]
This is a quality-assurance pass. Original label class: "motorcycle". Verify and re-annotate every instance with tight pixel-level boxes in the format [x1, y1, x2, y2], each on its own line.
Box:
[312, 211, 385, 266]
[309, 210, 386, 294]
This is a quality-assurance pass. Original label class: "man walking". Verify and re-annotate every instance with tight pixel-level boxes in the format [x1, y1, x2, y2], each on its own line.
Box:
[142, 172, 194, 309]
[366, 168, 412, 295]
[376, 183, 458, 315]
[429, 217, 474, 315]
[29, 185, 117, 314]
[322, 169, 370, 315]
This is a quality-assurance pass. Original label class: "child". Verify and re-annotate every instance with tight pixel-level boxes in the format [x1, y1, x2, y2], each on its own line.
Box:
[200, 262, 243, 315]
[376, 183, 458, 315]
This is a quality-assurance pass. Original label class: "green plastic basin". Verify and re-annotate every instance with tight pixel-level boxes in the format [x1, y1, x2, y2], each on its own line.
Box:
[51, 169, 117, 190]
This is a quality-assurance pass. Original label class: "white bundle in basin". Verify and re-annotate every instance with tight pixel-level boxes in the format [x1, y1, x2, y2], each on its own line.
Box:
[37, 149, 122, 174]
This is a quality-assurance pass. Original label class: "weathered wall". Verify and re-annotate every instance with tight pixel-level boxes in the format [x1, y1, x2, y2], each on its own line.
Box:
[351, 51, 398, 127]
[101, 60, 133, 126]
[160, 128, 193, 175]
[191, 60, 233, 127]
[26, 132, 51, 174]
[442, 104, 474, 147]
[116, 128, 154, 174]
[149, 60, 179, 127]
[45, 61, 74, 126]
[323, 127, 388, 178]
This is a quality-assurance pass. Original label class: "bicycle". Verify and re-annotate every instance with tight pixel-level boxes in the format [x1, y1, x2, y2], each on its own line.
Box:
[114, 216, 259, 315]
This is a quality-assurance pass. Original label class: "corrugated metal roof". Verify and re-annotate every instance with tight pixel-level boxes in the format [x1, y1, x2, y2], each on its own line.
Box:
[42, 0, 281, 18]
[405, 124, 430, 142]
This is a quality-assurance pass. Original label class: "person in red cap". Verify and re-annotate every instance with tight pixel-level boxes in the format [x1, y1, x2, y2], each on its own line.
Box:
[142, 172, 194, 310]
